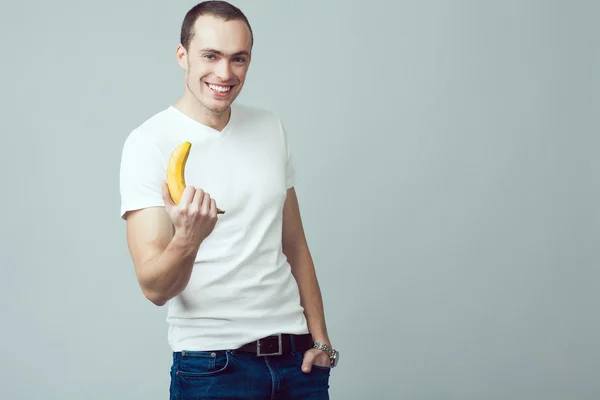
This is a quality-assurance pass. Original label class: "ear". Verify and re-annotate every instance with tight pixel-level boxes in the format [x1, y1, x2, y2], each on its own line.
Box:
[176, 44, 187, 70]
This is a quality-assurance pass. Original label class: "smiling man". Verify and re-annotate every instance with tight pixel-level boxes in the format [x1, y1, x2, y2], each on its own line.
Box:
[118, 1, 338, 399]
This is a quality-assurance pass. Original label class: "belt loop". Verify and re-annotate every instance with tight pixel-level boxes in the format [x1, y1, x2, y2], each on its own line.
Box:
[290, 334, 296, 354]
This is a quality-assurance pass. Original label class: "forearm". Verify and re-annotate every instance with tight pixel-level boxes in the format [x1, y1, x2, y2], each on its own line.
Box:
[288, 247, 331, 346]
[138, 233, 200, 306]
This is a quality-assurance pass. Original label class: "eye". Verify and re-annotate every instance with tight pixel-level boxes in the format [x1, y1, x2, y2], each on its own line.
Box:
[233, 57, 246, 63]
[203, 54, 216, 60]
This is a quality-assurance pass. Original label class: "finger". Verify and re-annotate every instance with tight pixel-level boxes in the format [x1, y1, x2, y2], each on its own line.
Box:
[179, 186, 197, 207]
[191, 188, 205, 209]
[161, 181, 175, 207]
[200, 192, 211, 215]
[301, 351, 316, 373]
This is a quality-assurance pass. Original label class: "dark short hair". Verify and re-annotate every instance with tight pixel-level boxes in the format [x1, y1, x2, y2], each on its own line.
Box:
[180, 1, 254, 50]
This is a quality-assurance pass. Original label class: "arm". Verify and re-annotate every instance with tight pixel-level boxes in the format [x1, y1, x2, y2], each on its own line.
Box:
[282, 187, 331, 347]
[119, 132, 217, 306]
[125, 206, 200, 306]
[125, 184, 219, 306]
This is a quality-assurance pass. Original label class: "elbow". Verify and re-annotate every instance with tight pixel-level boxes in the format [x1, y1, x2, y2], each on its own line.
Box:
[149, 296, 168, 307]
[137, 273, 187, 307]
[142, 288, 169, 307]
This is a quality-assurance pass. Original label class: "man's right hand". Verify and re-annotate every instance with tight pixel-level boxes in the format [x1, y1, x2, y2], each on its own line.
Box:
[162, 182, 219, 247]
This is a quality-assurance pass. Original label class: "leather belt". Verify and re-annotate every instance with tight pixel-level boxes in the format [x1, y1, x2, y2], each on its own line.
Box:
[237, 333, 313, 356]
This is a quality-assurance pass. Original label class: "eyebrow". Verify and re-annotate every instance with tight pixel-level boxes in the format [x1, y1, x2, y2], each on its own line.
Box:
[199, 48, 251, 58]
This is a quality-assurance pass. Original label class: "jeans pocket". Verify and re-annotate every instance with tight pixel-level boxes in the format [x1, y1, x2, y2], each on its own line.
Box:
[311, 364, 332, 373]
[176, 350, 231, 378]
[295, 350, 332, 373]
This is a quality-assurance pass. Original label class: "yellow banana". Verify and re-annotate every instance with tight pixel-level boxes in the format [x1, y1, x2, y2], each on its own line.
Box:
[166, 141, 191, 205]
[166, 141, 225, 214]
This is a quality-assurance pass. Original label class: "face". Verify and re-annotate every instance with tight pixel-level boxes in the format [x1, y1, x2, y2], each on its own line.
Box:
[177, 15, 252, 115]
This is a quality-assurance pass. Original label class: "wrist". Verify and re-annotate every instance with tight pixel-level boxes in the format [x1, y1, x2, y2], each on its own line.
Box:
[313, 339, 331, 349]
[311, 333, 331, 348]
[171, 231, 202, 257]
[312, 341, 339, 368]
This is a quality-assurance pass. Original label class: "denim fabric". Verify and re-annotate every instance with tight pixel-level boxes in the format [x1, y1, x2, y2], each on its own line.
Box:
[169, 348, 331, 399]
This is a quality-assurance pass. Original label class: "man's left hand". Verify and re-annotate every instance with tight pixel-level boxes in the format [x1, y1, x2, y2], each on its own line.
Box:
[301, 348, 331, 373]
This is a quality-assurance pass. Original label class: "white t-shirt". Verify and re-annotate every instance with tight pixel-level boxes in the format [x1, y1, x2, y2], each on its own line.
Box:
[119, 103, 309, 351]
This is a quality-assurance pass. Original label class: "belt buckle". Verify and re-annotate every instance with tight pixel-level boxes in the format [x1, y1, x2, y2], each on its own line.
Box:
[256, 334, 283, 356]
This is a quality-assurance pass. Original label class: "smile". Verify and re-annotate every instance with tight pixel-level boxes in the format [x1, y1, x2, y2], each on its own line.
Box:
[206, 83, 233, 93]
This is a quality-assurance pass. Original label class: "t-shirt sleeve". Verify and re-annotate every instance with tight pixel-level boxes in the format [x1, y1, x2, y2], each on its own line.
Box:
[119, 130, 166, 219]
[278, 118, 296, 189]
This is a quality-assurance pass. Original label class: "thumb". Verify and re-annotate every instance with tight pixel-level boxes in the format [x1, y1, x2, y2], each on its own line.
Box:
[301, 351, 316, 373]
[162, 181, 175, 208]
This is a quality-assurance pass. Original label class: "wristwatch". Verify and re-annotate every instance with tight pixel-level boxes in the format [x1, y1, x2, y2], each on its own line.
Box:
[313, 342, 339, 368]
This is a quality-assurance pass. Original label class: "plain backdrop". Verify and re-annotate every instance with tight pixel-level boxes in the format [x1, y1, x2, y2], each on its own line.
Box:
[1, 1, 599, 399]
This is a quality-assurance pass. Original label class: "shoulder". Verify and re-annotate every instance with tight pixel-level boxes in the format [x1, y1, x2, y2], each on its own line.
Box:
[120, 107, 177, 165]
[122, 106, 176, 148]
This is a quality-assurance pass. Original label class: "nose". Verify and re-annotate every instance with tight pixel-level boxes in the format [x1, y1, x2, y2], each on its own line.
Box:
[215, 59, 233, 81]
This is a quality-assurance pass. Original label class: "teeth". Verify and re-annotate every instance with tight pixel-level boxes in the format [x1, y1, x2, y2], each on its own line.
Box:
[209, 84, 231, 93]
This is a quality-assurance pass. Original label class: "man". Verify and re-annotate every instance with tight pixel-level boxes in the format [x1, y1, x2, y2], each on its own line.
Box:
[118, 1, 338, 398]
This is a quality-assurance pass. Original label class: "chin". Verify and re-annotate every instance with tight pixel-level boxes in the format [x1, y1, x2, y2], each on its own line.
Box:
[205, 93, 239, 111]
[209, 95, 233, 107]
[202, 100, 232, 114]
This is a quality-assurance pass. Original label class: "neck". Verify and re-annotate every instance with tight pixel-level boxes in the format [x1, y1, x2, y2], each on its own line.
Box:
[173, 93, 231, 131]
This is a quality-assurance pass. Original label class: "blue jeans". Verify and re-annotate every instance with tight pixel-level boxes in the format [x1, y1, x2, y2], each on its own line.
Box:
[169, 348, 331, 399]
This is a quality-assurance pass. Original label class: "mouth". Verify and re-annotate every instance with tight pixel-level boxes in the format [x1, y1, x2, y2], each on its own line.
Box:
[206, 82, 234, 95]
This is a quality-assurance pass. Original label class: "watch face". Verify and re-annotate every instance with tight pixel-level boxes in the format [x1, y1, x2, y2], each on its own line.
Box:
[332, 351, 339, 367]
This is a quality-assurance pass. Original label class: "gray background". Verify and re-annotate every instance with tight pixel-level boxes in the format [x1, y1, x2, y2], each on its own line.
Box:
[1, 0, 599, 399]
